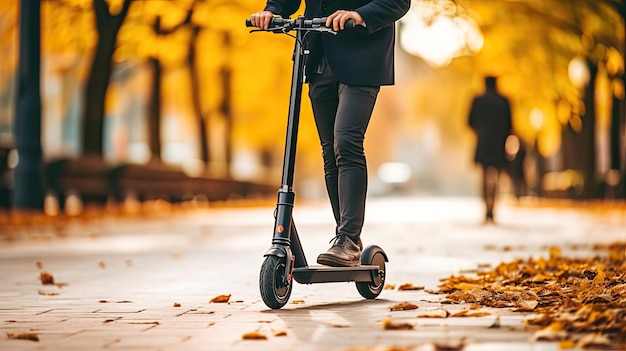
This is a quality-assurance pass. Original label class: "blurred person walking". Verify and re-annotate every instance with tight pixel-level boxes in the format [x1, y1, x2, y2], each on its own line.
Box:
[249, 0, 410, 266]
[468, 76, 513, 224]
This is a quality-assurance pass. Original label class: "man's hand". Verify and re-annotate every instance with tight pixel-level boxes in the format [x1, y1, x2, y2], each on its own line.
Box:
[326, 10, 364, 31]
[249, 11, 275, 30]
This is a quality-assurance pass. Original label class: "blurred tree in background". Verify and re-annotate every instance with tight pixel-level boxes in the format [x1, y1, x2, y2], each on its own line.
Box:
[1, 0, 624, 209]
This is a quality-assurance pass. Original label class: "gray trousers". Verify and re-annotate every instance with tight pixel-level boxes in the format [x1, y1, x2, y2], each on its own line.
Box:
[307, 60, 380, 240]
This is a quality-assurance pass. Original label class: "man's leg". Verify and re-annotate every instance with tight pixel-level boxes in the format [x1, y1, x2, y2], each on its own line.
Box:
[316, 83, 379, 267]
[483, 166, 498, 223]
[308, 71, 340, 226]
[334, 83, 379, 240]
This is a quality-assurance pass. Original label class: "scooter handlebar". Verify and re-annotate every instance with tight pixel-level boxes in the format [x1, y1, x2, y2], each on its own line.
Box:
[245, 17, 355, 30]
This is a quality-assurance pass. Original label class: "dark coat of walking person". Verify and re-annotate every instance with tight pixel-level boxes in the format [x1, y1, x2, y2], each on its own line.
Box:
[468, 76, 513, 223]
[250, 0, 410, 266]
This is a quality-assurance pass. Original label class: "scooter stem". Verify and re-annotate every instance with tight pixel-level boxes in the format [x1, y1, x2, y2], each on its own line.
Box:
[269, 19, 308, 269]
[280, 23, 306, 189]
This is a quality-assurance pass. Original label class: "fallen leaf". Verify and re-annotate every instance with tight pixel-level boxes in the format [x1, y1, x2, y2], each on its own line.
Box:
[173, 302, 181, 307]
[398, 283, 424, 291]
[389, 302, 418, 311]
[464, 311, 491, 317]
[241, 331, 267, 340]
[39, 272, 54, 285]
[272, 328, 287, 336]
[576, 333, 613, 349]
[471, 311, 491, 317]
[6, 332, 39, 342]
[558, 339, 576, 349]
[98, 261, 106, 269]
[291, 300, 305, 304]
[417, 309, 449, 318]
[381, 317, 413, 330]
[38, 290, 59, 296]
[210, 294, 231, 303]
[433, 337, 466, 351]
[450, 310, 468, 317]
[384, 284, 396, 290]
[530, 322, 568, 342]
[36, 261, 43, 269]
[515, 300, 538, 312]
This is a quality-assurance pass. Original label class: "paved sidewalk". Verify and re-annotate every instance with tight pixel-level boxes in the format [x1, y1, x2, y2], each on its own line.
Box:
[0, 196, 624, 351]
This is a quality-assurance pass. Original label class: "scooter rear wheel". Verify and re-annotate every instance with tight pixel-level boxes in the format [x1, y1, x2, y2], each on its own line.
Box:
[356, 246, 387, 299]
[259, 255, 292, 309]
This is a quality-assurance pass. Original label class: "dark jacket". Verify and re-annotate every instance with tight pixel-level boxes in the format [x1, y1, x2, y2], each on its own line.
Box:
[264, 0, 410, 86]
[468, 81, 513, 169]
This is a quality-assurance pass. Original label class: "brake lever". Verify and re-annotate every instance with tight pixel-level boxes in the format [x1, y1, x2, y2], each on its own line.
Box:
[249, 27, 291, 34]
[294, 27, 337, 35]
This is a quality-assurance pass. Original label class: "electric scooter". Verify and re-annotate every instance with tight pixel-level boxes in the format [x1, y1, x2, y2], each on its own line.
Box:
[246, 16, 388, 310]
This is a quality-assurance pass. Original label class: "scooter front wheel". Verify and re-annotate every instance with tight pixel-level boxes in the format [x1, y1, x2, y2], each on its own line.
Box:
[259, 255, 292, 309]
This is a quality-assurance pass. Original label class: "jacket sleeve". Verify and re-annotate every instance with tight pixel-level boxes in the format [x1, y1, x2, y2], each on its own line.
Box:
[356, 0, 411, 34]
[264, 0, 302, 18]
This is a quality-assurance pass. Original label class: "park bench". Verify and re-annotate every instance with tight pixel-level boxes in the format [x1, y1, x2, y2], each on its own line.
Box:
[186, 177, 276, 202]
[108, 163, 190, 203]
[44, 156, 111, 210]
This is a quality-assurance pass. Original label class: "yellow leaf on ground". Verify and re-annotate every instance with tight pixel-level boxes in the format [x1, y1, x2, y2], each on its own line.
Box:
[417, 310, 449, 318]
[241, 331, 267, 340]
[39, 272, 54, 285]
[531, 322, 568, 342]
[433, 337, 466, 351]
[272, 328, 287, 336]
[381, 317, 414, 330]
[210, 294, 231, 303]
[398, 283, 424, 290]
[6, 333, 39, 342]
[389, 302, 418, 311]
[515, 300, 538, 311]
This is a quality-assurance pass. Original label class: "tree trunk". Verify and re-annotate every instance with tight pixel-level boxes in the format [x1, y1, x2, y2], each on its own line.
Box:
[188, 26, 209, 169]
[147, 56, 162, 162]
[81, 0, 130, 156]
[220, 32, 233, 178]
[13, 0, 44, 210]
[580, 59, 598, 199]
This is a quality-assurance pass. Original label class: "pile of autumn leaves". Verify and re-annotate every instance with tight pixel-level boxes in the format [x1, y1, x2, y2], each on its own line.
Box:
[438, 242, 626, 349]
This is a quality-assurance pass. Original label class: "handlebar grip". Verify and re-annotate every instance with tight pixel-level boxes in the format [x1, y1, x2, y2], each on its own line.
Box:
[344, 19, 356, 29]
[245, 17, 290, 28]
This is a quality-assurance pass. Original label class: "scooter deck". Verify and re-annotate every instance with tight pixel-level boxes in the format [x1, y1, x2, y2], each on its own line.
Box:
[292, 265, 381, 284]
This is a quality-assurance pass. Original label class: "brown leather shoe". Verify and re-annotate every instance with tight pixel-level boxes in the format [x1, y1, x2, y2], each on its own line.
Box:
[317, 235, 362, 267]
